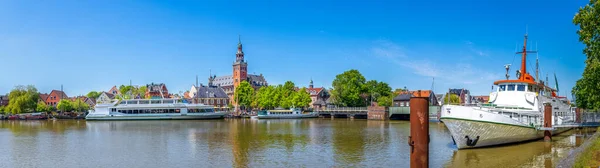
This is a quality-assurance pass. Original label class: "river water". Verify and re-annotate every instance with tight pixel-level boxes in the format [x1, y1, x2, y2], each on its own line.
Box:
[0, 119, 595, 168]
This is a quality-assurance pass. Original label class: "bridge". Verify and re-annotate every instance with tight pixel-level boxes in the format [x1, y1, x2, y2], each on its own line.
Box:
[315, 107, 368, 118]
[546, 111, 600, 129]
[388, 106, 440, 120]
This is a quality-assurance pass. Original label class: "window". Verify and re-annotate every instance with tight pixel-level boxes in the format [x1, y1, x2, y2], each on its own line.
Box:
[211, 99, 214, 104]
[499, 85, 506, 91]
[517, 85, 526, 91]
[507, 84, 515, 91]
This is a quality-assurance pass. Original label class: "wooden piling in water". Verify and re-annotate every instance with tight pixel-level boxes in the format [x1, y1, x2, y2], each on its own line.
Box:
[544, 103, 552, 141]
[408, 90, 429, 168]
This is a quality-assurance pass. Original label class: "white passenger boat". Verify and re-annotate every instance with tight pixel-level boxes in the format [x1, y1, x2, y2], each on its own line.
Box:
[440, 34, 574, 149]
[86, 99, 228, 120]
[257, 108, 318, 119]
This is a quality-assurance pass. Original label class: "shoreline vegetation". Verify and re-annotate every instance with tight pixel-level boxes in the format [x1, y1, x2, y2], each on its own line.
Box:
[574, 127, 600, 168]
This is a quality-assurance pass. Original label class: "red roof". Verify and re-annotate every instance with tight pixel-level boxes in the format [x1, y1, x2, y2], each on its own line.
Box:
[39, 93, 49, 102]
[306, 87, 324, 96]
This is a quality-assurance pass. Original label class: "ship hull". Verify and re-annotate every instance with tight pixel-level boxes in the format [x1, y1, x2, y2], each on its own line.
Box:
[86, 112, 227, 121]
[441, 105, 570, 149]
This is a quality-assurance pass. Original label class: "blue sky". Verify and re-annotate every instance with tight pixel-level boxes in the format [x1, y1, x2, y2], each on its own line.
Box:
[0, 0, 589, 99]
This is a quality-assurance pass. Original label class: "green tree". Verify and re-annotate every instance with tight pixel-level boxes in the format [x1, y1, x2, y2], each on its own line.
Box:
[6, 85, 39, 114]
[572, 0, 600, 110]
[279, 81, 297, 108]
[377, 95, 393, 107]
[293, 87, 312, 108]
[234, 81, 255, 110]
[255, 85, 277, 109]
[364, 80, 392, 103]
[36, 101, 50, 112]
[0, 106, 5, 114]
[137, 86, 148, 99]
[443, 93, 460, 105]
[86, 91, 101, 99]
[57, 99, 73, 112]
[72, 99, 89, 112]
[331, 69, 367, 107]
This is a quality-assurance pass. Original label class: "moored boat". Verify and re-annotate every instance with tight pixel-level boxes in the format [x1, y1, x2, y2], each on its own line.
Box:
[257, 108, 318, 119]
[440, 34, 574, 149]
[86, 99, 228, 120]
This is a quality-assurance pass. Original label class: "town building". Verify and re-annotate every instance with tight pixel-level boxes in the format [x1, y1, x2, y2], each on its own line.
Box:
[108, 86, 120, 95]
[392, 90, 438, 107]
[448, 88, 471, 105]
[43, 90, 69, 107]
[146, 83, 169, 99]
[96, 92, 115, 104]
[472, 95, 490, 104]
[305, 79, 330, 109]
[210, 37, 268, 105]
[0, 94, 8, 106]
[70, 96, 96, 108]
[187, 84, 229, 109]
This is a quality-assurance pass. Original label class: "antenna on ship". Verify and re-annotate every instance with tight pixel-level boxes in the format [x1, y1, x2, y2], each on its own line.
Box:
[504, 64, 511, 80]
[515, 29, 537, 81]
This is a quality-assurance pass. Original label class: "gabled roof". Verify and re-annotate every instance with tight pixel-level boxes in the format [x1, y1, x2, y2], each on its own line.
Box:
[306, 87, 324, 96]
[194, 86, 228, 99]
[39, 93, 49, 102]
[101, 92, 115, 99]
[48, 90, 68, 100]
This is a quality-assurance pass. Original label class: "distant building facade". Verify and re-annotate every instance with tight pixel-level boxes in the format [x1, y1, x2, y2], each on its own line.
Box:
[392, 90, 438, 107]
[43, 90, 69, 107]
[188, 84, 229, 108]
[108, 86, 120, 95]
[0, 94, 8, 106]
[146, 83, 169, 99]
[210, 37, 268, 105]
[305, 79, 330, 109]
[96, 92, 115, 104]
[448, 88, 471, 105]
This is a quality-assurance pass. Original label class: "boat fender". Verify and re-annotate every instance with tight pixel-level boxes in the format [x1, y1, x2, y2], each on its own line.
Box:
[465, 135, 480, 147]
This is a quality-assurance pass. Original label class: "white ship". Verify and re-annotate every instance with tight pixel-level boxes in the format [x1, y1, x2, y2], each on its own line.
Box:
[257, 108, 318, 119]
[86, 99, 228, 120]
[440, 34, 574, 149]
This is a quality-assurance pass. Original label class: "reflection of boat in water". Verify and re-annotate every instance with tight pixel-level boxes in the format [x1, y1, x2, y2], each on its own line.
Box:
[440, 34, 573, 149]
[86, 99, 228, 120]
[257, 108, 318, 119]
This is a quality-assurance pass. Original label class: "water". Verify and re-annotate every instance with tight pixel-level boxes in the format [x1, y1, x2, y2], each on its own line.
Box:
[0, 119, 594, 168]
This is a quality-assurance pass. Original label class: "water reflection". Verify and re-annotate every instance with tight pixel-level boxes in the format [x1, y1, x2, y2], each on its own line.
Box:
[0, 120, 596, 168]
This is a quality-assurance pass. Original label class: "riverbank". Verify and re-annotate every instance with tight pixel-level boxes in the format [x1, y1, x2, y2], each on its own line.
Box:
[558, 127, 600, 168]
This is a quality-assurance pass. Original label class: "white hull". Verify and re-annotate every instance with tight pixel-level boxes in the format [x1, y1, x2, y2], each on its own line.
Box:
[257, 113, 318, 119]
[86, 112, 228, 121]
[441, 105, 571, 149]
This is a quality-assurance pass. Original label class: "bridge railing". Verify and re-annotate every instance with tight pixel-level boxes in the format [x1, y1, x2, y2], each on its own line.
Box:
[314, 107, 368, 114]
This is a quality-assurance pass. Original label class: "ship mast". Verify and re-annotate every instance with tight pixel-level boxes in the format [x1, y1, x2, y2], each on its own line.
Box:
[515, 33, 537, 81]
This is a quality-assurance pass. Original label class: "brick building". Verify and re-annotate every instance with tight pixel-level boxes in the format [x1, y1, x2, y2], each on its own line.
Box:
[0, 94, 8, 106]
[146, 83, 169, 99]
[43, 90, 69, 107]
[211, 37, 268, 105]
[188, 84, 229, 108]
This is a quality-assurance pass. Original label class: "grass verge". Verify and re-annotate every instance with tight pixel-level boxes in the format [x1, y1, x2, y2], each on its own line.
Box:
[574, 127, 600, 168]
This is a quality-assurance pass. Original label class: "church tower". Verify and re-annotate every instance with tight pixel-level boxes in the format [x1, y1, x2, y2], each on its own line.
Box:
[232, 36, 248, 104]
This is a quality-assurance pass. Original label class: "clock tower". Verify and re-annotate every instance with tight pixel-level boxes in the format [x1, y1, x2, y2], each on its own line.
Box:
[232, 36, 248, 105]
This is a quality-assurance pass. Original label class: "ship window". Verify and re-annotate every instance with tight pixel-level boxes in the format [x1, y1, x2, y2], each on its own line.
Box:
[499, 85, 506, 91]
[133, 110, 139, 114]
[507, 84, 515, 91]
[151, 100, 160, 104]
[517, 85, 526, 91]
[169, 109, 175, 113]
[163, 100, 173, 104]
[139, 100, 149, 104]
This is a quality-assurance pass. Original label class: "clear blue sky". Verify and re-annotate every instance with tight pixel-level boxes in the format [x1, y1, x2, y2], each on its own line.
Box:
[0, 0, 589, 99]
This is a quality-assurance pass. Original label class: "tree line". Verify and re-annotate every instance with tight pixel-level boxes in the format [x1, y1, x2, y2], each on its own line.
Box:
[234, 81, 312, 110]
[0, 85, 90, 114]
[572, 0, 600, 111]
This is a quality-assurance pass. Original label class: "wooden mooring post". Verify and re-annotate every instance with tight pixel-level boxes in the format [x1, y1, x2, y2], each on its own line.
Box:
[408, 90, 429, 168]
[543, 103, 552, 141]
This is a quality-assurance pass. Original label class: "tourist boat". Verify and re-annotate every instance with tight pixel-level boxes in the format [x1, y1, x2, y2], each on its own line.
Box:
[86, 99, 228, 120]
[257, 108, 318, 119]
[440, 34, 574, 149]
